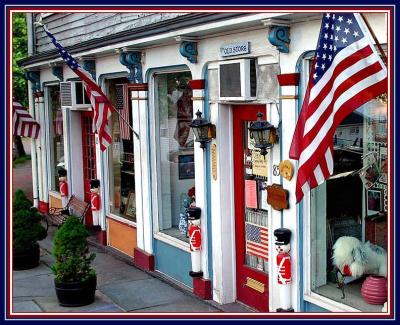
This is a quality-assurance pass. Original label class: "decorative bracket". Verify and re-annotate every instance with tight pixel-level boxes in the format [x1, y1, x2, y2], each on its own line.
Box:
[268, 25, 290, 53]
[179, 41, 198, 64]
[82, 60, 96, 80]
[51, 66, 63, 81]
[25, 71, 40, 92]
[119, 52, 143, 84]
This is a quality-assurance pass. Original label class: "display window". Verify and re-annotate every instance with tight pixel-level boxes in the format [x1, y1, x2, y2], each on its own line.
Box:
[106, 77, 137, 222]
[47, 84, 63, 191]
[153, 70, 194, 243]
[303, 57, 388, 312]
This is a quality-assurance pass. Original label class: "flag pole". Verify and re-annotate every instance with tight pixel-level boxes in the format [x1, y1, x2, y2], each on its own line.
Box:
[360, 13, 388, 66]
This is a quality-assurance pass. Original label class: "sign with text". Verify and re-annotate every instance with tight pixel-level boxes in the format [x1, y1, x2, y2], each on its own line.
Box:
[220, 42, 250, 57]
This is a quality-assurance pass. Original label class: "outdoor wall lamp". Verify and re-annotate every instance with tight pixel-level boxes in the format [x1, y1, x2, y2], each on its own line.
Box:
[189, 110, 216, 149]
[249, 112, 277, 157]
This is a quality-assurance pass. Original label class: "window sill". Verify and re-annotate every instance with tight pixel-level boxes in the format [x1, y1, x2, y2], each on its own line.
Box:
[304, 292, 362, 312]
[106, 213, 137, 228]
[154, 232, 190, 253]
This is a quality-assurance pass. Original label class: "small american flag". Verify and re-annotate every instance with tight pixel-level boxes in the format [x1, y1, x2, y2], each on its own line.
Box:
[116, 85, 131, 140]
[42, 25, 112, 151]
[13, 100, 40, 139]
[245, 223, 269, 260]
[290, 13, 387, 203]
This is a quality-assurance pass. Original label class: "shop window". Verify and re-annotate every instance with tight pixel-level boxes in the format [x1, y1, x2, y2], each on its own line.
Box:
[154, 71, 194, 243]
[309, 98, 388, 312]
[47, 85, 63, 190]
[106, 77, 137, 222]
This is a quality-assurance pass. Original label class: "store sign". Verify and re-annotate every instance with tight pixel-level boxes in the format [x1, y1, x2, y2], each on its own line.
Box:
[220, 42, 250, 57]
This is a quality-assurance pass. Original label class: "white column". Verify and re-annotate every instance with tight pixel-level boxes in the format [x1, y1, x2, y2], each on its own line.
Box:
[192, 87, 209, 280]
[34, 95, 44, 203]
[28, 87, 39, 207]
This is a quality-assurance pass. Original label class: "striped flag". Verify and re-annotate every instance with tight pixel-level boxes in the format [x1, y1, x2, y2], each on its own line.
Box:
[116, 85, 131, 140]
[13, 101, 40, 139]
[289, 13, 387, 203]
[245, 223, 269, 260]
[42, 25, 112, 151]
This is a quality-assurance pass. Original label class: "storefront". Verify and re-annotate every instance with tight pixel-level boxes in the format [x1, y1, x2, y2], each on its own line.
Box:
[20, 10, 391, 313]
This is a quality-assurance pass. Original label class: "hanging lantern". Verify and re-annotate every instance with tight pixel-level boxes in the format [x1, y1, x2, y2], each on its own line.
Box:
[189, 110, 214, 149]
[248, 112, 275, 156]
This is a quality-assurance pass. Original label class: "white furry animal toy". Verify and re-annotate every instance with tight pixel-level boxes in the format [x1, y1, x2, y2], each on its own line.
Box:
[332, 236, 387, 278]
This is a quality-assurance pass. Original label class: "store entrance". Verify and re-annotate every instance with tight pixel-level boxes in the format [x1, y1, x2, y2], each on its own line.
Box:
[81, 110, 97, 227]
[233, 104, 269, 312]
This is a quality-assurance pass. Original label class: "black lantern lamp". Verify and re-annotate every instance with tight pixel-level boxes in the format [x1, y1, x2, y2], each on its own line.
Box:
[190, 110, 215, 149]
[249, 112, 275, 156]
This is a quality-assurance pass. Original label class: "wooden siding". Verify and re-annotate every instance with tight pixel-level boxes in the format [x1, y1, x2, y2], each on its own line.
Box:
[107, 217, 137, 257]
[34, 13, 187, 53]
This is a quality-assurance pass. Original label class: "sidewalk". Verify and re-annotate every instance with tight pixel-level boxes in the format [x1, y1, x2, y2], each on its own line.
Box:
[12, 226, 222, 313]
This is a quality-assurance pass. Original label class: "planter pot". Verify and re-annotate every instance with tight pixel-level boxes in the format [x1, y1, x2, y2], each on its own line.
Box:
[361, 275, 387, 305]
[54, 276, 96, 307]
[13, 242, 40, 270]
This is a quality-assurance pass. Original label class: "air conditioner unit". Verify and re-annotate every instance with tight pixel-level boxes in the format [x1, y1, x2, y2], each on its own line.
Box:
[60, 81, 92, 110]
[218, 58, 257, 101]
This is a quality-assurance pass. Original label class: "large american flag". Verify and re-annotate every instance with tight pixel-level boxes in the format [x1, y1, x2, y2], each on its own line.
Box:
[289, 13, 387, 203]
[42, 25, 112, 151]
[13, 100, 40, 139]
[245, 223, 269, 260]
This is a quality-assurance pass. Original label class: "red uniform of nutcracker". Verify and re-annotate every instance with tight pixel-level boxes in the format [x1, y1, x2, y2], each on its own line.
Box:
[274, 228, 294, 312]
[58, 168, 68, 208]
[187, 206, 203, 278]
[90, 179, 101, 229]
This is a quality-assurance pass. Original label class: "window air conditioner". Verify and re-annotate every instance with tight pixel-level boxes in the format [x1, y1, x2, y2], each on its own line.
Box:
[218, 58, 257, 101]
[60, 81, 92, 110]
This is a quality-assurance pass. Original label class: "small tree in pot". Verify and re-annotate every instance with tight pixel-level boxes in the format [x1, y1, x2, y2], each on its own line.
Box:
[52, 215, 96, 307]
[13, 190, 47, 270]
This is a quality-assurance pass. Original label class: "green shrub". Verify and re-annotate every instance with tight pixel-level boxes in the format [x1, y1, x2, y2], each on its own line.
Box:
[13, 207, 47, 253]
[52, 216, 96, 283]
[13, 189, 33, 212]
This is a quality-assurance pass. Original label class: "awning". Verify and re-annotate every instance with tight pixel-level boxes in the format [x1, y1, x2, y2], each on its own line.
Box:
[13, 101, 40, 139]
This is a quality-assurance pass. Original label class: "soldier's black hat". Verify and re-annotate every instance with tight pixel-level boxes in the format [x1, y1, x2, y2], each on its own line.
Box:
[186, 207, 201, 221]
[274, 228, 291, 245]
[90, 179, 100, 188]
[58, 168, 67, 177]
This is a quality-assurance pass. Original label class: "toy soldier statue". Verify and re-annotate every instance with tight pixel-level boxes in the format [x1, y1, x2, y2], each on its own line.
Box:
[274, 228, 294, 312]
[187, 206, 203, 278]
[58, 168, 68, 208]
[90, 179, 101, 230]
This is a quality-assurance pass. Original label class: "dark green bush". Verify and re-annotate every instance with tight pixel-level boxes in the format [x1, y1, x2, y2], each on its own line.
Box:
[13, 207, 47, 253]
[13, 189, 33, 212]
[52, 216, 96, 283]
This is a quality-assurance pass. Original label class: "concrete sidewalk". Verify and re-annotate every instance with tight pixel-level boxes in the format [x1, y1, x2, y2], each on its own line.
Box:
[12, 226, 222, 313]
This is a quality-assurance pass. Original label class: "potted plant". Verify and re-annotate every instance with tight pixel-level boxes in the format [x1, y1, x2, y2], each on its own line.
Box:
[52, 215, 96, 307]
[13, 190, 47, 270]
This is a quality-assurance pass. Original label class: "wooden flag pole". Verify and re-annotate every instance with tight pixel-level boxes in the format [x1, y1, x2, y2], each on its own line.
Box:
[360, 13, 388, 67]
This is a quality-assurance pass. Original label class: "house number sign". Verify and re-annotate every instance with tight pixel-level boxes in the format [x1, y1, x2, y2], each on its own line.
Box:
[220, 42, 250, 57]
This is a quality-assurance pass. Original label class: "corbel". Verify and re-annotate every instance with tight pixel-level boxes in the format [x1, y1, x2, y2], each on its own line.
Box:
[119, 52, 143, 84]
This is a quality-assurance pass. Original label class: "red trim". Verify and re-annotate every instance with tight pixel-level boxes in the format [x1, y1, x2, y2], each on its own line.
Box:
[193, 277, 212, 300]
[97, 230, 107, 245]
[38, 201, 49, 214]
[134, 247, 155, 271]
[126, 83, 148, 91]
[189, 79, 205, 90]
[106, 216, 137, 229]
[277, 73, 300, 86]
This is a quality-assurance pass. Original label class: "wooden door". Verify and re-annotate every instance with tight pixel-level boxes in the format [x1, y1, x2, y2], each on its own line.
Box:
[81, 111, 97, 227]
[233, 104, 269, 312]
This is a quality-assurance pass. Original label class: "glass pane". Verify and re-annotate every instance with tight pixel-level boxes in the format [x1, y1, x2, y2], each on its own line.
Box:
[48, 85, 63, 190]
[107, 79, 136, 222]
[243, 122, 269, 273]
[155, 71, 194, 242]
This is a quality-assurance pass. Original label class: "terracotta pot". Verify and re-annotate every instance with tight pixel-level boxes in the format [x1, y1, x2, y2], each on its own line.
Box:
[361, 275, 387, 305]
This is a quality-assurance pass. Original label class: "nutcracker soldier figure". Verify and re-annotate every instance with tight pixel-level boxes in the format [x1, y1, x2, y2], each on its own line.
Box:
[274, 228, 294, 312]
[58, 168, 68, 208]
[90, 179, 101, 230]
[187, 206, 203, 278]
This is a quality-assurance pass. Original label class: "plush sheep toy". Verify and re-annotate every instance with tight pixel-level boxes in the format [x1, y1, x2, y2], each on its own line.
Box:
[332, 236, 387, 278]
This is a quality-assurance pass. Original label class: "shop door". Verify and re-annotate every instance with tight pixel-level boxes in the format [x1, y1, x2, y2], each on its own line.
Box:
[81, 111, 97, 227]
[233, 104, 269, 312]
